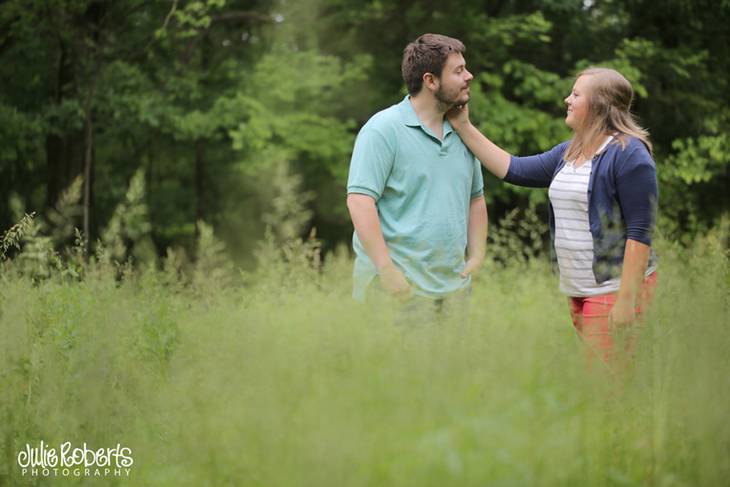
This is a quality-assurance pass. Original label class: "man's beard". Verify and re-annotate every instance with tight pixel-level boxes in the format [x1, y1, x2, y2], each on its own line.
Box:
[435, 85, 468, 110]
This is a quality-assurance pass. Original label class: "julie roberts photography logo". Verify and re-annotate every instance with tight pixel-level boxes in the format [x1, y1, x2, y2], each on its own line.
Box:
[17, 441, 133, 478]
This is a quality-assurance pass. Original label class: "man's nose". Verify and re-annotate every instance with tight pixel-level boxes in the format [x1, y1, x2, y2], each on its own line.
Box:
[465, 69, 474, 82]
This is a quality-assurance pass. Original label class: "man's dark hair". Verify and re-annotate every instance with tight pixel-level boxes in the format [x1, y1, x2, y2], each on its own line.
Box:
[402, 33, 466, 95]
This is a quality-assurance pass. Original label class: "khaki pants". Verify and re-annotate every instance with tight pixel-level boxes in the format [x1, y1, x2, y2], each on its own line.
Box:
[367, 280, 472, 327]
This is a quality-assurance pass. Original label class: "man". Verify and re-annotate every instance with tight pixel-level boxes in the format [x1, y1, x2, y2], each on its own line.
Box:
[346, 33, 488, 311]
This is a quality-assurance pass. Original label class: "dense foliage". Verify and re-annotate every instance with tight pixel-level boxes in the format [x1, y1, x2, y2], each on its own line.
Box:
[1, 0, 728, 263]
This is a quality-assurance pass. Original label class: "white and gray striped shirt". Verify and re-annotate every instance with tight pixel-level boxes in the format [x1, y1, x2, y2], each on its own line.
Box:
[549, 136, 621, 296]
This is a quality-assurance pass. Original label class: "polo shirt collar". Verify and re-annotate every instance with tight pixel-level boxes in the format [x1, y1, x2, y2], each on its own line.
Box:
[398, 95, 454, 138]
[399, 95, 421, 127]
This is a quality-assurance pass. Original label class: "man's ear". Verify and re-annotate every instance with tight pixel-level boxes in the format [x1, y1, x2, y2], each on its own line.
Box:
[422, 72, 439, 92]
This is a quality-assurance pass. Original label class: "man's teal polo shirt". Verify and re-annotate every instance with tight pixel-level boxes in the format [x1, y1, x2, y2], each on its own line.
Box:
[347, 96, 484, 300]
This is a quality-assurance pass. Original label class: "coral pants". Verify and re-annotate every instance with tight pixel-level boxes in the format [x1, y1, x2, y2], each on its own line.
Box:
[568, 272, 657, 364]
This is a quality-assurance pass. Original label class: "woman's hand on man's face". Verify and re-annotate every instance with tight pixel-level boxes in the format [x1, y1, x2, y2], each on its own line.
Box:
[446, 103, 470, 130]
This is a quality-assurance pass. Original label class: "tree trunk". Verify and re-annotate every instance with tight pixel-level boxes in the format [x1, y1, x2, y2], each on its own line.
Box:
[194, 32, 211, 236]
[82, 104, 93, 249]
[195, 141, 206, 228]
[46, 40, 83, 210]
[80, 1, 104, 249]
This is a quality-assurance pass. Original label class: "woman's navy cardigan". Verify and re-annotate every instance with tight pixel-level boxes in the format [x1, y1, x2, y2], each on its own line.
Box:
[504, 135, 658, 283]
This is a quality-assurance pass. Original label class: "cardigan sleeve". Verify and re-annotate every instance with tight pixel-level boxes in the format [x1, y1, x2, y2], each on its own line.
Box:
[503, 141, 569, 188]
[614, 141, 658, 246]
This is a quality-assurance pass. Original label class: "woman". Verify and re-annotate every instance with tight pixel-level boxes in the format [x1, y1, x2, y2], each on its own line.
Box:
[449, 67, 658, 364]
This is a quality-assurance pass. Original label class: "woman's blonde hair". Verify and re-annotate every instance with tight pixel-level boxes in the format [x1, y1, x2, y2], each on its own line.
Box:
[564, 67, 652, 162]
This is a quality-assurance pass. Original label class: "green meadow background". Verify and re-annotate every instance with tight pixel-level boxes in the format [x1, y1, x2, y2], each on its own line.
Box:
[1, 0, 729, 485]
[1, 217, 728, 486]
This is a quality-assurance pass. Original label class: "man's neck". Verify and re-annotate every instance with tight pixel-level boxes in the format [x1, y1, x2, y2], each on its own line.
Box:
[409, 93, 449, 139]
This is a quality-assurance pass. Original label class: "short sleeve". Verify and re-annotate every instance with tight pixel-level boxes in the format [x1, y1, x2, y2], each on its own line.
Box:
[470, 153, 484, 198]
[346, 128, 395, 200]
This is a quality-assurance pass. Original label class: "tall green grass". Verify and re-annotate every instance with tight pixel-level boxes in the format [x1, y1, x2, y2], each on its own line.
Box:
[0, 228, 728, 486]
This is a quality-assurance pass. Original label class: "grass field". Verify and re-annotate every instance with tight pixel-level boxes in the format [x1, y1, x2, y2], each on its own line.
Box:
[1, 230, 728, 486]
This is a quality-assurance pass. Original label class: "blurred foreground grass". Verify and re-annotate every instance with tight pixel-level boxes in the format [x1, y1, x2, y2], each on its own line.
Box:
[0, 230, 728, 487]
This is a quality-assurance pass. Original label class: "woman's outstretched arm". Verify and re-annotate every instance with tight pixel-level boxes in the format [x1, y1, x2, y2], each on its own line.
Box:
[448, 105, 511, 179]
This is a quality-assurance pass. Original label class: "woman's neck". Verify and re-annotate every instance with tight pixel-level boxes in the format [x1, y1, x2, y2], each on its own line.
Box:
[576, 130, 612, 159]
